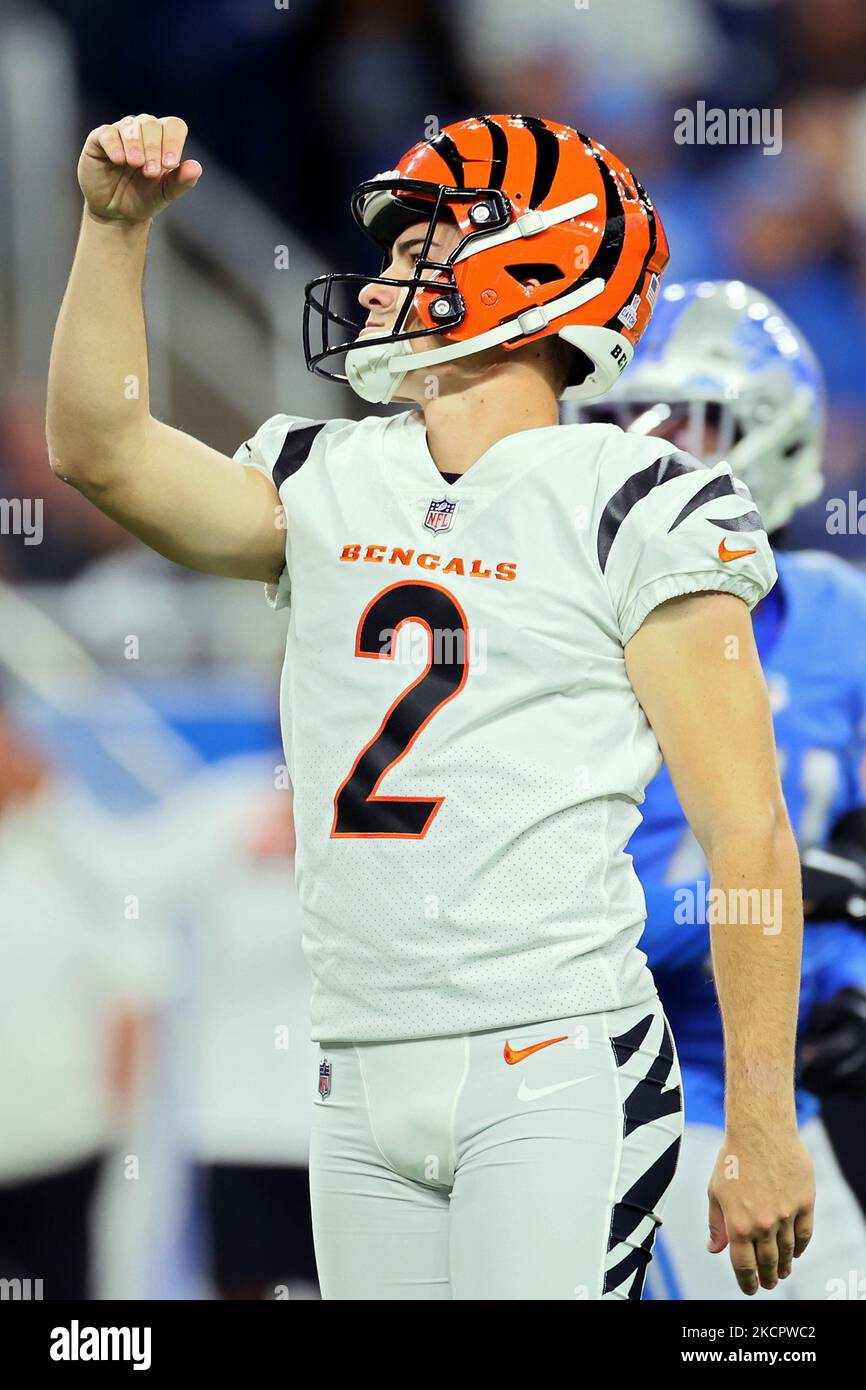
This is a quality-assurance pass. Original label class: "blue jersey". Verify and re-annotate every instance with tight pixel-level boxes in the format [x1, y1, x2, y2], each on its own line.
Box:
[631, 550, 866, 1125]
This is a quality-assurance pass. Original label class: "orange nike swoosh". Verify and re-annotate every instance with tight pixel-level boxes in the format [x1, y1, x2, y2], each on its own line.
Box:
[504, 1035, 568, 1065]
[718, 538, 756, 563]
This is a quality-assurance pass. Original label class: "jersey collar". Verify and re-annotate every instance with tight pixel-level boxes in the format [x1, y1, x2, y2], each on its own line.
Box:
[380, 409, 562, 516]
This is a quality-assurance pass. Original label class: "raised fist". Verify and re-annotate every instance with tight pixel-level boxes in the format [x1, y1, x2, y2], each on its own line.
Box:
[78, 114, 201, 224]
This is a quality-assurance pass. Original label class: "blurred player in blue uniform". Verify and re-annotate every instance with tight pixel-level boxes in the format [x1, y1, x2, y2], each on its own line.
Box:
[584, 280, 866, 1299]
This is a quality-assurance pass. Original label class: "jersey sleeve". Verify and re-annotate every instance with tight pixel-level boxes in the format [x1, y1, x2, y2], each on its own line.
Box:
[232, 413, 329, 612]
[597, 441, 777, 645]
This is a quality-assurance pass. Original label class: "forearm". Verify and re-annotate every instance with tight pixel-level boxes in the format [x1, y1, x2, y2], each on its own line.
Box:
[47, 211, 152, 483]
[46, 207, 284, 580]
[708, 814, 803, 1135]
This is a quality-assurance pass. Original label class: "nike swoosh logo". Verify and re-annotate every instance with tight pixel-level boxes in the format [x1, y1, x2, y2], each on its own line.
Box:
[718, 538, 756, 563]
[517, 1076, 593, 1102]
[503, 1035, 568, 1065]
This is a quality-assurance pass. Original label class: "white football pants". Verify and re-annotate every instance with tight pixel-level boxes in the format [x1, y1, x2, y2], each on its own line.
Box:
[309, 1000, 683, 1299]
[645, 1115, 866, 1300]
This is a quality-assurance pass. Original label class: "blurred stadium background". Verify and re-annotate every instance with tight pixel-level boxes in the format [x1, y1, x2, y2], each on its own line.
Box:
[2, 0, 866, 1299]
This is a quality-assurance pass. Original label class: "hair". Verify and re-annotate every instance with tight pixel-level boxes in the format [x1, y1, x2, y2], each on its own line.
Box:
[543, 336, 592, 396]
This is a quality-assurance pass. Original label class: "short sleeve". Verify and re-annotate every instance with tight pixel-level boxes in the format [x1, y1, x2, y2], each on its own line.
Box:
[233, 414, 325, 611]
[597, 445, 777, 645]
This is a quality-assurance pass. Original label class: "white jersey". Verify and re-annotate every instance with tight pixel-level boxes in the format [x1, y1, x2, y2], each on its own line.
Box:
[237, 410, 775, 1043]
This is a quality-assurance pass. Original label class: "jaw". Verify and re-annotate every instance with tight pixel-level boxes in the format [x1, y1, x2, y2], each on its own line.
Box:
[345, 320, 529, 408]
[367, 324, 453, 405]
[399, 342, 529, 407]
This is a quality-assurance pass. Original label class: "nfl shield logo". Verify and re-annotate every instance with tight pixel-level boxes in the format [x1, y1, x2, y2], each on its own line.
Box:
[318, 1057, 332, 1100]
[424, 497, 458, 534]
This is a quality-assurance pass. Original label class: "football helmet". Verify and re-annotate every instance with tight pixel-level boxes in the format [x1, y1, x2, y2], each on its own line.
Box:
[580, 279, 826, 534]
[303, 114, 669, 404]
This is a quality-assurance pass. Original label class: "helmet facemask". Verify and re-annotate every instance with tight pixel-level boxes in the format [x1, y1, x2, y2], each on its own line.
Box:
[303, 178, 512, 403]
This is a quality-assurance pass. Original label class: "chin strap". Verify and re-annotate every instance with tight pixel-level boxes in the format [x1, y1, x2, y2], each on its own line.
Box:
[394, 277, 607, 375]
[346, 277, 610, 403]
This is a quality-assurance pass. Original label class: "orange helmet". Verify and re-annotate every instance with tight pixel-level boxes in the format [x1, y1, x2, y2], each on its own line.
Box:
[303, 114, 669, 404]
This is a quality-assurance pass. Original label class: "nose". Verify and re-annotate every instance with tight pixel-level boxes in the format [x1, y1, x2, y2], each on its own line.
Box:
[358, 278, 398, 314]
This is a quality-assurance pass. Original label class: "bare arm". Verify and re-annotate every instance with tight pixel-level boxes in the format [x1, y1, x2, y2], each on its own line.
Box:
[625, 591, 814, 1295]
[46, 115, 284, 582]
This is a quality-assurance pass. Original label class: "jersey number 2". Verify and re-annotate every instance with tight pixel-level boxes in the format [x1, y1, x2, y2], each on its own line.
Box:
[331, 581, 469, 838]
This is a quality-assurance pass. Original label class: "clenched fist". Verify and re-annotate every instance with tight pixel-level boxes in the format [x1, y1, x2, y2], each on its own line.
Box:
[707, 1127, 814, 1295]
[78, 114, 201, 224]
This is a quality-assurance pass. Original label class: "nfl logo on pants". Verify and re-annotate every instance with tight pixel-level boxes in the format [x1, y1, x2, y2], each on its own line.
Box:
[318, 1057, 332, 1100]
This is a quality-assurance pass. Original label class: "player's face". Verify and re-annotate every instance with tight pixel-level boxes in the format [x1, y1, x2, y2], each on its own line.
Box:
[357, 219, 462, 401]
[357, 218, 460, 339]
[356, 218, 544, 405]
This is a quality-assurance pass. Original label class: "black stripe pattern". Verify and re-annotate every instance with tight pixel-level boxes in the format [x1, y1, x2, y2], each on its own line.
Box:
[514, 114, 560, 208]
[597, 451, 702, 572]
[605, 174, 658, 332]
[272, 422, 325, 490]
[603, 1013, 683, 1300]
[667, 473, 766, 535]
[708, 509, 765, 533]
[478, 116, 508, 190]
[667, 472, 736, 532]
[547, 133, 625, 315]
[428, 131, 465, 188]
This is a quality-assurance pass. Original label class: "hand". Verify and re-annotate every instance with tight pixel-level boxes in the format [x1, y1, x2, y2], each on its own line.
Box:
[78, 114, 201, 225]
[707, 1127, 815, 1294]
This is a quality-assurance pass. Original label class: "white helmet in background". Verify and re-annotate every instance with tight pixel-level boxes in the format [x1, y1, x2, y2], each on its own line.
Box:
[578, 279, 826, 535]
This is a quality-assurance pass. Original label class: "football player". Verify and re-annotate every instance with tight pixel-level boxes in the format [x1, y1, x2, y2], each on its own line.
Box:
[586, 278, 866, 1299]
[47, 114, 813, 1300]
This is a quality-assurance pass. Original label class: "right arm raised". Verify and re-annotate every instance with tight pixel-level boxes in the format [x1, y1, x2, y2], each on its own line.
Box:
[46, 115, 285, 583]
